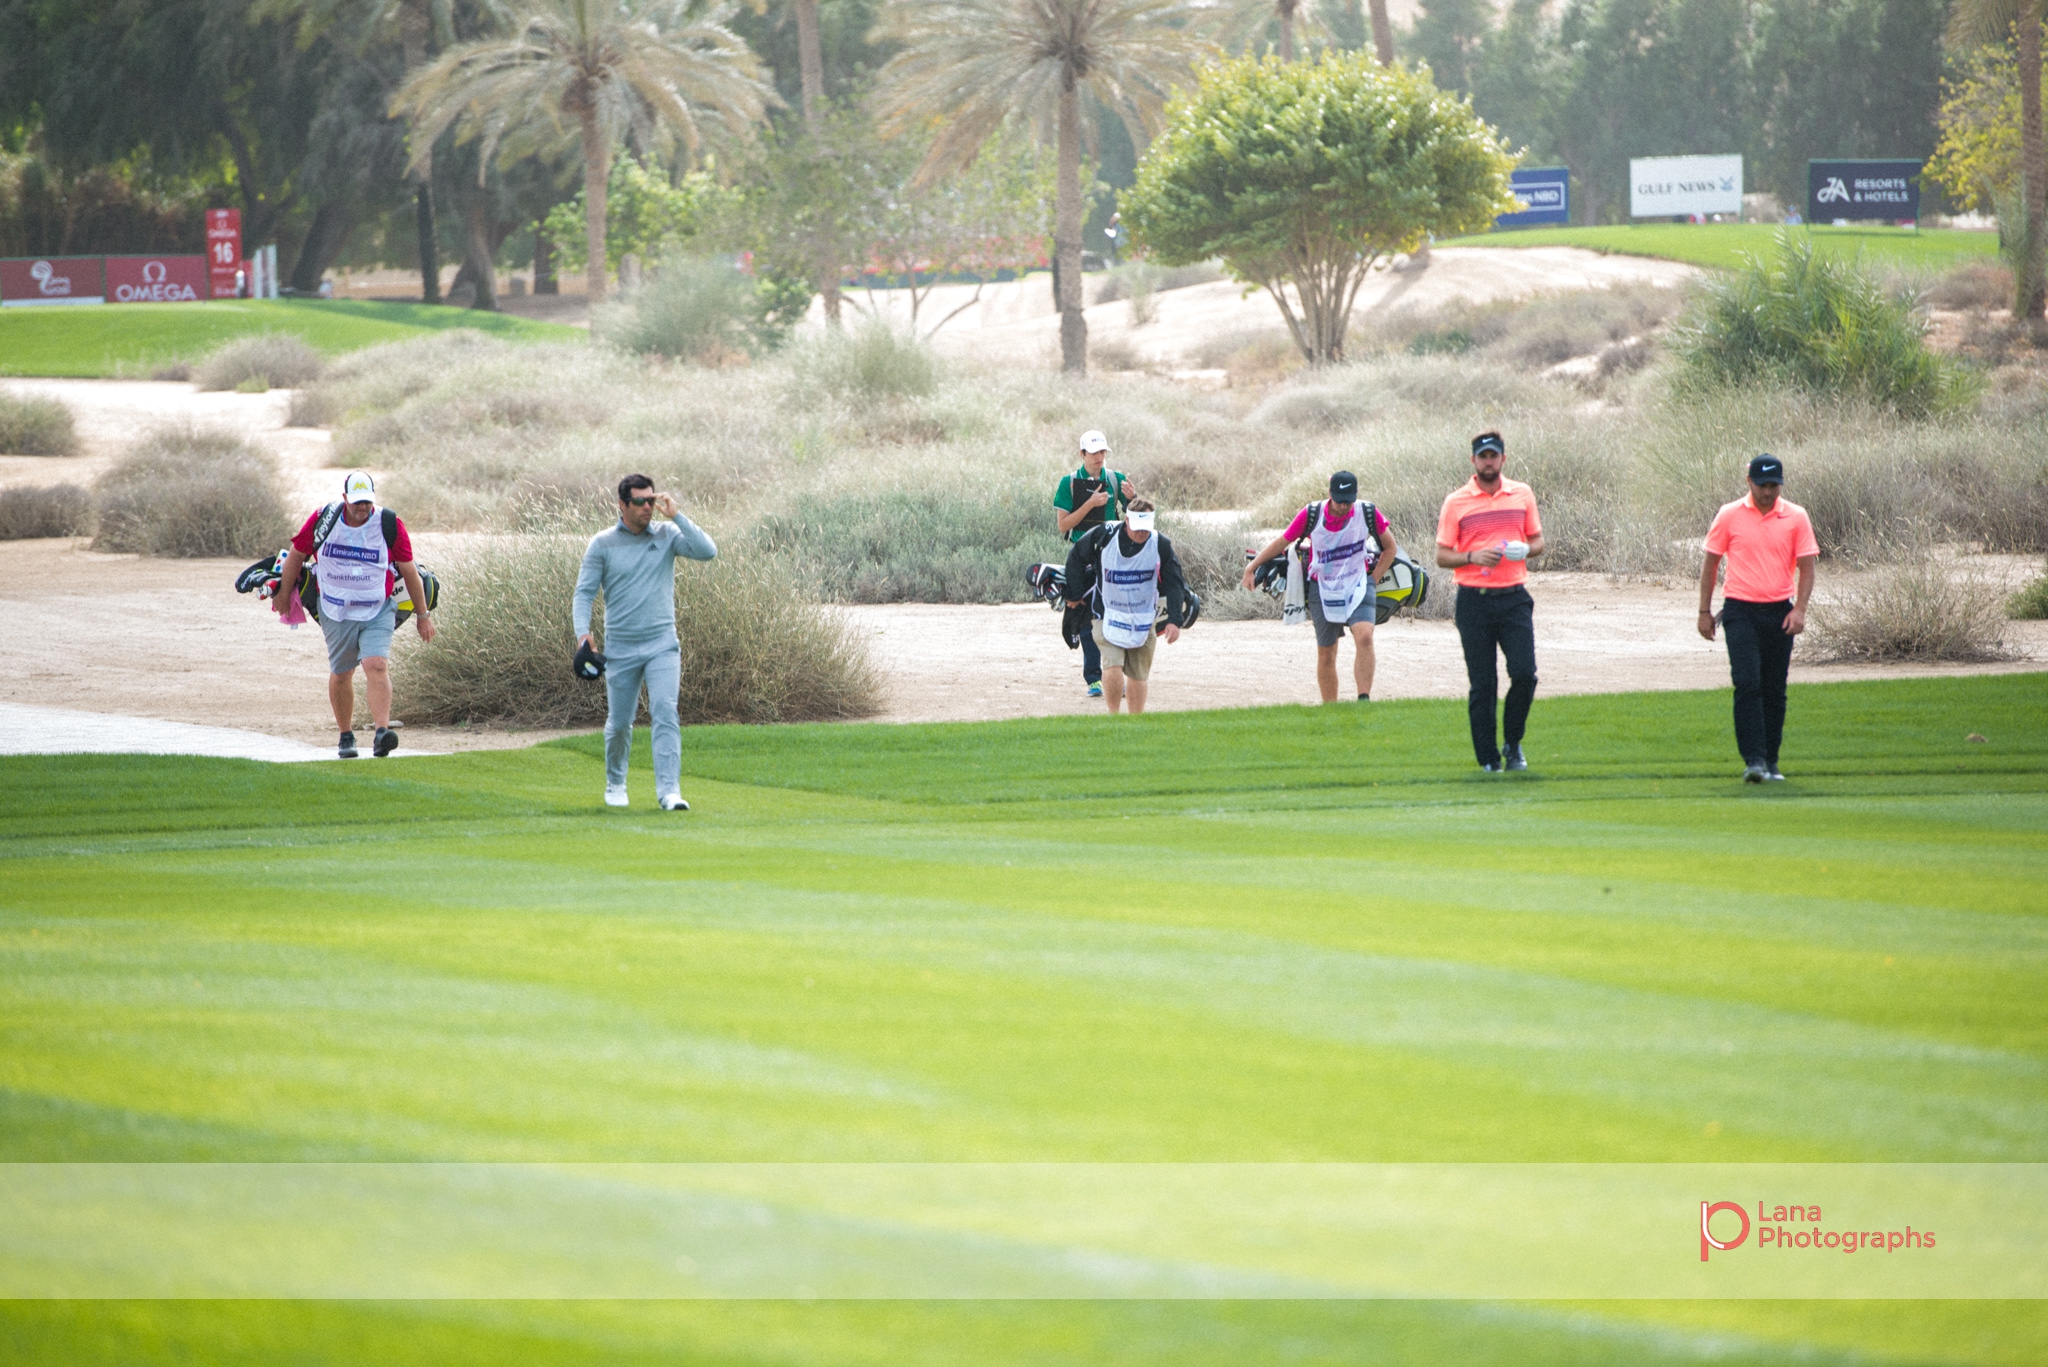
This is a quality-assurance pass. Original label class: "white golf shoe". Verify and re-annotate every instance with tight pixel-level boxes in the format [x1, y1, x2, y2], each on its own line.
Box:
[659, 793, 691, 812]
[604, 785, 629, 807]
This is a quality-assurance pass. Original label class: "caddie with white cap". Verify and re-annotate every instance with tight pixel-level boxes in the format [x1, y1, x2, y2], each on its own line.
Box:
[273, 470, 436, 759]
[1052, 429, 1133, 698]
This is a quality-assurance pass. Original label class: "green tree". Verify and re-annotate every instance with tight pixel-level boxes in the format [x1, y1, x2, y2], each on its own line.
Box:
[1556, 0, 1751, 223]
[542, 154, 729, 270]
[1467, 0, 1567, 167]
[1746, 0, 1946, 209]
[1928, 37, 2032, 212]
[1404, 0, 1490, 94]
[1950, 0, 2047, 319]
[1223, 0, 1330, 62]
[1124, 51, 1516, 363]
[393, 0, 771, 304]
[871, 0, 1214, 374]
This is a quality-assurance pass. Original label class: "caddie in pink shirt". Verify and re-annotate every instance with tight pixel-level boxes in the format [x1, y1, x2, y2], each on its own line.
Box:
[1697, 453, 1819, 783]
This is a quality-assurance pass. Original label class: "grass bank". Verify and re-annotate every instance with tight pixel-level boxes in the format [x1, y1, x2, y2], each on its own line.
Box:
[0, 298, 580, 378]
[1, 674, 2044, 1362]
[1437, 224, 1999, 272]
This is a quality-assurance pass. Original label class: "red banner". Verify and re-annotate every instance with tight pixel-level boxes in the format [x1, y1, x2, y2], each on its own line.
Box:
[104, 255, 209, 303]
[205, 208, 243, 299]
[0, 256, 106, 306]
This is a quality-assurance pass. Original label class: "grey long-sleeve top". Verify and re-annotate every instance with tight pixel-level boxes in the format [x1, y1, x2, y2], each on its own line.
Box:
[573, 513, 718, 647]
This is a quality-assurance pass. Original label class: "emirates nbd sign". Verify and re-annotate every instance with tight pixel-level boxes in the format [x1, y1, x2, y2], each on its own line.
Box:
[1630, 155, 1743, 217]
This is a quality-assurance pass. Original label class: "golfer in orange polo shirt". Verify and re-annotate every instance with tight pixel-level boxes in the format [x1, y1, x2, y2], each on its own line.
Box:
[1436, 431, 1545, 772]
[1698, 454, 1818, 782]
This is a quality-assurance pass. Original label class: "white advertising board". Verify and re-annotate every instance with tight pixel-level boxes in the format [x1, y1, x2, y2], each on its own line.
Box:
[1629, 155, 1743, 217]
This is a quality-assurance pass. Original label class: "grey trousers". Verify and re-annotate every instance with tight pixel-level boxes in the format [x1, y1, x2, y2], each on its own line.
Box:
[603, 640, 681, 795]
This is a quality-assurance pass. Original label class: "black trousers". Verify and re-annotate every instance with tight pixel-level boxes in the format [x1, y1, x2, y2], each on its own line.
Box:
[1722, 598, 1794, 766]
[1454, 586, 1537, 766]
[1080, 627, 1102, 684]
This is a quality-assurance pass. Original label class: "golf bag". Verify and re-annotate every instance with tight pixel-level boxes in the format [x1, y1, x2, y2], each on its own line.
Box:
[1024, 560, 1198, 642]
[1248, 540, 1429, 625]
[234, 505, 441, 628]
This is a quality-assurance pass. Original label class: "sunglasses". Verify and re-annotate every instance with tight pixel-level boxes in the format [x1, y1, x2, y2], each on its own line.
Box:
[626, 495, 658, 507]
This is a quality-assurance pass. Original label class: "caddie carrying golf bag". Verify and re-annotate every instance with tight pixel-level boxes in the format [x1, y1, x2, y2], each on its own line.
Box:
[234, 504, 440, 627]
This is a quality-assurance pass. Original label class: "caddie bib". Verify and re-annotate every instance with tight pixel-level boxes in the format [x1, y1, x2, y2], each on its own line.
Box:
[1309, 503, 1375, 622]
[1098, 526, 1161, 649]
[318, 506, 392, 621]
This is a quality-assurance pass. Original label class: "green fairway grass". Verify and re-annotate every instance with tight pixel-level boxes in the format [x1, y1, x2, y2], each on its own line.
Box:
[0, 298, 580, 378]
[2, 675, 2044, 1362]
[1436, 223, 2000, 272]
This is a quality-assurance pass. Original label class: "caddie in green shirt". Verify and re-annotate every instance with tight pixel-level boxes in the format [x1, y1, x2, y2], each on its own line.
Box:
[1052, 428, 1132, 698]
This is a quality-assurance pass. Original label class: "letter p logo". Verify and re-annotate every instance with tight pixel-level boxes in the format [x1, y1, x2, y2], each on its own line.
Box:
[1701, 1201, 1750, 1262]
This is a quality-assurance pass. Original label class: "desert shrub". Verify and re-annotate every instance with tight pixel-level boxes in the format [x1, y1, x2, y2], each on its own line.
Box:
[1093, 259, 1225, 304]
[193, 333, 324, 391]
[287, 388, 338, 427]
[2007, 567, 2048, 619]
[786, 322, 937, 402]
[1807, 555, 2009, 662]
[1367, 284, 1682, 369]
[1920, 258, 2013, 312]
[92, 426, 289, 557]
[1251, 355, 1555, 431]
[751, 484, 1060, 603]
[594, 257, 781, 362]
[1090, 335, 1147, 372]
[0, 391, 79, 455]
[0, 482, 92, 538]
[392, 534, 877, 726]
[1672, 239, 1979, 417]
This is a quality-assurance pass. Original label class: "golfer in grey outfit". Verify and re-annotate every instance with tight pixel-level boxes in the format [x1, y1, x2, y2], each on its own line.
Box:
[574, 474, 717, 810]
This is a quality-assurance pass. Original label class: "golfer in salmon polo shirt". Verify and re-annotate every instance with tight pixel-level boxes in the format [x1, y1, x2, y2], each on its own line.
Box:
[1697, 454, 1819, 783]
[1437, 432, 1545, 772]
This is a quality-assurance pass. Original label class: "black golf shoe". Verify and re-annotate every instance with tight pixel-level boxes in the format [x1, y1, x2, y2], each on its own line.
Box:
[373, 727, 399, 757]
[337, 731, 358, 759]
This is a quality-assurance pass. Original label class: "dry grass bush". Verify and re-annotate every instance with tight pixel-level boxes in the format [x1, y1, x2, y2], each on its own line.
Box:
[287, 388, 338, 427]
[1157, 516, 1280, 621]
[193, 333, 324, 391]
[0, 483, 92, 539]
[1092, 259, 1226, 304]
[1358, 283, 1684, 368]
[592, 258, 765, 363]
[92, 425, 289, 557]
[785, 322, 937, 403]
[301, 326, 2048, 606]
[1917, 259, 2014, 312]
[0, 391, 79, 455]
[393, 535, 878, 726]
[1807, 553, 2010, 662]
[750, 483, 1062, 603]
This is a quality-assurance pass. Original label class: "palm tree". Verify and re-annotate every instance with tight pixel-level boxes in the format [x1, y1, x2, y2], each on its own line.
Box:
[393, 0, 772, 304]
[1950, 0, 2046, 319]
[873, 0, 1214, 374]
[1223, 0, 1327, 62]
[1365, 0, 1393, 65]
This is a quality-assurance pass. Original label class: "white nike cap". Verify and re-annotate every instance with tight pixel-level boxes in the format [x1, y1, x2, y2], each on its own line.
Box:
[1078, 429, 1109, 453]
[342, 470, 375, 504]
[1124, 509, 1156, 532]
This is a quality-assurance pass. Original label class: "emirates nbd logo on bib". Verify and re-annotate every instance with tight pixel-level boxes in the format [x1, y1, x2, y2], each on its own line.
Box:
[323, 543, 382, 565]
[1106, 569, 1153, 584]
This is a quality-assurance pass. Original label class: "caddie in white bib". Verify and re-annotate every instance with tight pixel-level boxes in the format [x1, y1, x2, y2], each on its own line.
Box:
[1309, 501, 1377, 622]
[317, 509, 392, 621]
[1098, 524, 1161, 649]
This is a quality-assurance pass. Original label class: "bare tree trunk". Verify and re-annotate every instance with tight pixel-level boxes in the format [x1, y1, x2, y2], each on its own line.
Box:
[1056, 78, 1087, 374]
[1367, 0, 1394, 64]
[289, 201, 353, 294]
[462, 189, 497, 311]
[2022, 8, 2046, 319]
[1277, 0, 1295, 61]
[793, 0, 827, 123]
[792, 0, 843, 326]
[400, 4, 439, 304]
[416, 184, 441, 303]
[582, 115, 610, 304]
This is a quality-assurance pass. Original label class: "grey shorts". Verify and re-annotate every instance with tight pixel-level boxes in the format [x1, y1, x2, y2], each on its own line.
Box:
[321, 599, 396, 674]
[1091, 621, 1158, 680]
[1308, 580, 1376, 648]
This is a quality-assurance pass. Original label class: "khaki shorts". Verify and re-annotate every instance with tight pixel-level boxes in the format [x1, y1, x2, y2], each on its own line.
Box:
[1092, 621, 1158, 680]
